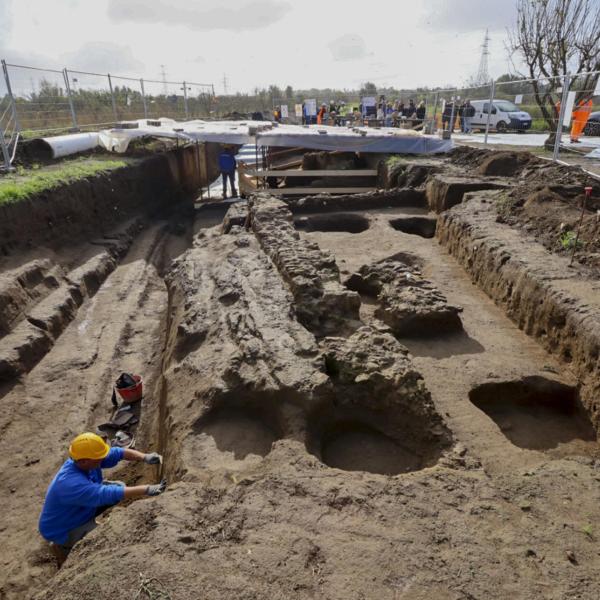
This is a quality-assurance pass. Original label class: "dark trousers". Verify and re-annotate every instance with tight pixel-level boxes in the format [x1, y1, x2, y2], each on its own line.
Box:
[222, 171, 236, 198]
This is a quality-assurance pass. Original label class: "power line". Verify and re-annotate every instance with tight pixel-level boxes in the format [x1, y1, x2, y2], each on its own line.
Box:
[160, 64, 168, 95]
[475, 29, 490, 85]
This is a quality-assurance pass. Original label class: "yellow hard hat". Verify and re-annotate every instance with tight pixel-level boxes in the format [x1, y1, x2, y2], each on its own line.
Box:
[69, 432, 110, 461]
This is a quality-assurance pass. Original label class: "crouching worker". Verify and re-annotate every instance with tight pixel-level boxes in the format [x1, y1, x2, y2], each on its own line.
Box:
[39, 432, 167, 566]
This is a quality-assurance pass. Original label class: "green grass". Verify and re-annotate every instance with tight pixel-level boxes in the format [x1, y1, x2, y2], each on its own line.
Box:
[559, 230, 583, 250]
[0, 158, 127, 205]
[386, 156, 407, 168]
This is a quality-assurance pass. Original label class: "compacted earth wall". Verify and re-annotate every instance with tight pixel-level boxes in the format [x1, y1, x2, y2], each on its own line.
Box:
[0, 143, 221, 254]
[437, 192, 600, 431]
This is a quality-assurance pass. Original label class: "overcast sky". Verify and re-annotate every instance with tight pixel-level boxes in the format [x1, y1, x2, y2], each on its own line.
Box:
[0, 0, 519, 95]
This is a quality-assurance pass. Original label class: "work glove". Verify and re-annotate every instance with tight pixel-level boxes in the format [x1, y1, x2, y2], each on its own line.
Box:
[146, 479, 167, 497]
[143, 452, 163, 465]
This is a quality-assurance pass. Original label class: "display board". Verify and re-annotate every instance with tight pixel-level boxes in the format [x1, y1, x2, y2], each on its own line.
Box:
[305, 99, 317, 116]
[362, 96, 376, 117]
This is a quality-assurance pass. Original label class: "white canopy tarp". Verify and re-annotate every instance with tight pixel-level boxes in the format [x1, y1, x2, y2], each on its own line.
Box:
[256, 124, 453, 154]
[97, 119, 270, 152]
[40, 119, 453, 156]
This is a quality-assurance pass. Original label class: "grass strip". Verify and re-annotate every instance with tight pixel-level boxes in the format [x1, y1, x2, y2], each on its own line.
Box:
[0, 159, 127, 205]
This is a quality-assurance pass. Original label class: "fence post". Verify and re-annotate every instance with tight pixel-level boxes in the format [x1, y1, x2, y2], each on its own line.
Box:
[553, 73, 570, 162]
[2, 60, 21, 133]
[140, 79, 148, 119]
[0, 125, 12, 171]
[431, 91, 439, 132]
[182, 81, 189, 120]
[483, 79, 495, 146]
[448, 93, 457, 137]
[107, 74, 118, 122]
[62, 68, 78, 130]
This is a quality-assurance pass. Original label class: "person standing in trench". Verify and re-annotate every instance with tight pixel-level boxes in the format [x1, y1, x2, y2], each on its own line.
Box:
[219, 146, 238, 199]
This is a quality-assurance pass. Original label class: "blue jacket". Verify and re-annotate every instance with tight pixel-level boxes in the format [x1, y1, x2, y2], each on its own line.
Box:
[218, 152, 236, 173]
[39, 447, 125, 544]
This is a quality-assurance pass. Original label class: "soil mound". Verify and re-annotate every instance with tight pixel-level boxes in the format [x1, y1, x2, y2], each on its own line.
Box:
[495, 162, 600, 270]
[345, 255, 463, 336]
[477, 151, 542, 177]
[447, 145, 492, 167]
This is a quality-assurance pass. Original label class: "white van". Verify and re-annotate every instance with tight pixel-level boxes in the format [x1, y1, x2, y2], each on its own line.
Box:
[470, 99, 532, 132]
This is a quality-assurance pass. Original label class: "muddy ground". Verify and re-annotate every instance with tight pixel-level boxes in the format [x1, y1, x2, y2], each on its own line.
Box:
[1, 146, 600, 600]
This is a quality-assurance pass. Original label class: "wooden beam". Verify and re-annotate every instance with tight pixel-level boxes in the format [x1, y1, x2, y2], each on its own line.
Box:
[261, 187, 377, 195]
[245, 169, 378, 177]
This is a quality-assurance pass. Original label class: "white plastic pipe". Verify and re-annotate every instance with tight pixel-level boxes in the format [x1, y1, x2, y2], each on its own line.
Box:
[40, 132, 100, 158]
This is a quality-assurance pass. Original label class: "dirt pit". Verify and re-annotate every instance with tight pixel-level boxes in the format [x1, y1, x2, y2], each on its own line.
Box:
[294, 213, 370, 233]
[469, 377, 598, 454]
[320, 422, 422, 475]
[192, 405, 281, 469]
[307, 395, 448, 477]
[388, 216, 437, 238]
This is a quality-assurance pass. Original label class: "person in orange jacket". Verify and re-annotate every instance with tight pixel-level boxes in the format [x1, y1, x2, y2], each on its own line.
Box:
[570, 99, 593, 143]
[317, 104, 327, 125]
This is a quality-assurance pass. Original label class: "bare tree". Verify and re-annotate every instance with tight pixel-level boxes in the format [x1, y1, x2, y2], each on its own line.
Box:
[508, 0, 600, 137]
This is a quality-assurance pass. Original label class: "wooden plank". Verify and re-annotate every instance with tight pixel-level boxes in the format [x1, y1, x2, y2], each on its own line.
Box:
[270, 159, 304, 169]
[262, 187, 376, 195]
[245, 169, 378, 177]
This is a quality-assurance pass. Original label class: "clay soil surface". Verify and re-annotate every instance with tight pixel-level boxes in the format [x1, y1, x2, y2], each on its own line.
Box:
[2, 149, 600, 600]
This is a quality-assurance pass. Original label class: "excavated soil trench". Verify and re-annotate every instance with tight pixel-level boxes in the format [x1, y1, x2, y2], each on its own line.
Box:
[0, 148, 222, 599]
[297, 205, 600, 466]
[6, 151, 600, 600]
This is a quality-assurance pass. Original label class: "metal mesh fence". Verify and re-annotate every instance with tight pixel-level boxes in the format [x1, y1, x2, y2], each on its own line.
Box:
[66, 70, 115, 129]
[110, 75, 147, 122]
[555, 72, 600, 173]
[185, 82, 215, 119]
[418, 73, 600, 176]
[5, 63, 74, 136]
[1, 57, 599, 177]
[0, 61, 18, 165]
[1, 63, 214, 138]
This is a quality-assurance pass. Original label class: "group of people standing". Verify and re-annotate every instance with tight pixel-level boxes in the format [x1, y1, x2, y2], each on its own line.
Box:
[442, 99, 475, 133]
[315, 101, 351, 125]
[300, 97, 428, 128]
[375, 98, 427, 127]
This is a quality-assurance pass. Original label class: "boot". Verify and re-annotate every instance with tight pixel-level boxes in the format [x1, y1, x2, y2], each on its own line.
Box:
[49, 542, 68, 568]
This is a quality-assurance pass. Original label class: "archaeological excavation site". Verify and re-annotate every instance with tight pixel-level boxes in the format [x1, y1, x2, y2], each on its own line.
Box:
[1, 138, 600, 600]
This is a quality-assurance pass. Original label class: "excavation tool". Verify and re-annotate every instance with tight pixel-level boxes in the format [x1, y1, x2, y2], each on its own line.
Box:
[570, 186, 593, 265]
